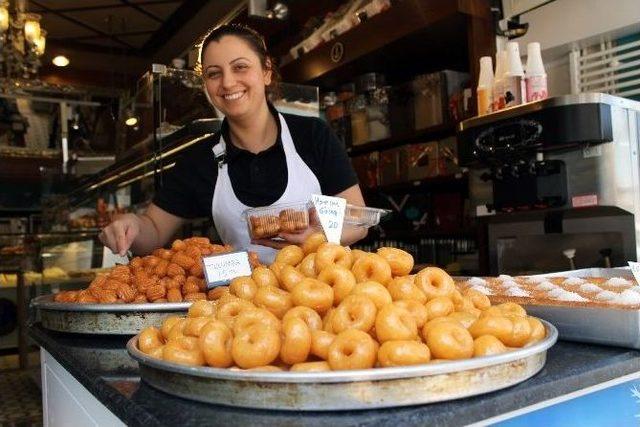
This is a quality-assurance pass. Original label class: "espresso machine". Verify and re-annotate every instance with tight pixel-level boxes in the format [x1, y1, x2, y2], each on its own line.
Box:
[457, 93, 640, 274]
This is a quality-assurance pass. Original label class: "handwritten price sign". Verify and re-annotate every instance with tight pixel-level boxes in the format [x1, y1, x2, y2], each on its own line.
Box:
[311, 194, 346, 244]
[203, 251, 253, 289]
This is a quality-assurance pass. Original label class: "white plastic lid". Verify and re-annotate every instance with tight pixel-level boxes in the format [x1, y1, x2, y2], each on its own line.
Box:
[526, 42, 546, 76]
[506, 42, 524, 77]
[478, 56, 494, 87]
[494, 50, 507, 81]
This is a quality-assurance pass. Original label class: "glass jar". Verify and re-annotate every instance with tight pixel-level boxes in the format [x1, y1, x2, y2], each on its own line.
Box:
[355, 73, 391, 143]
[349, 94, 369, 146]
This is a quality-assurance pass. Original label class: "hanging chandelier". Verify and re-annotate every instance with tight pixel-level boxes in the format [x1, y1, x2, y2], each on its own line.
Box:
[0, 0, 46, 80]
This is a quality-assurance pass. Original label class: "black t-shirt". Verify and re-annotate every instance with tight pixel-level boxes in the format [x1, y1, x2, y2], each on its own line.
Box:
[153, 106, 358, 219]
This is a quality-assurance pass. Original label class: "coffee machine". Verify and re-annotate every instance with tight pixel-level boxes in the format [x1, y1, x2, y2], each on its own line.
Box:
[457, 93, 640, 274]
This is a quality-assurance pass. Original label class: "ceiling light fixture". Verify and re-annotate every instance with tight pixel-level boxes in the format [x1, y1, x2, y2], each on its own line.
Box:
[52, 55, 69, 67]
[0, 0, 48, 78]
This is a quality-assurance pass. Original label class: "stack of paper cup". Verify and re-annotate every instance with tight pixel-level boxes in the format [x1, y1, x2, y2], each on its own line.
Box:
[525, 42, 548, 102]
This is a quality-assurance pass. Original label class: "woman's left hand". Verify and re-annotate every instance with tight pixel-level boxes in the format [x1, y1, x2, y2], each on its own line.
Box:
[251, 226, 321, 249]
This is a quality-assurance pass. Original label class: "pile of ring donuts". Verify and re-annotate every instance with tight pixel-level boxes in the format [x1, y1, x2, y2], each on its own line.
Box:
[136, 233, 546, 371]
[53, 237, 260, 304]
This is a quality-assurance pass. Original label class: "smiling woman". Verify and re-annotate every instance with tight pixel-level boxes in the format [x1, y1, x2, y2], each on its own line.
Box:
[99, 24, 367, 264]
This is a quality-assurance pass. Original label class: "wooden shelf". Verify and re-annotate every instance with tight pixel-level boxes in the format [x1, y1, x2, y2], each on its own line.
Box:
[347, 123, 455, 157]
[363, 173, 468, 196]
[280, 0, 492, 87]
[363, 229, 476, 241]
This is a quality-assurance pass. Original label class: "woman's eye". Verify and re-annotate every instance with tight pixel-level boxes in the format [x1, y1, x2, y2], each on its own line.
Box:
[234, 64, 248, 71]
[207, 71, 220, 79]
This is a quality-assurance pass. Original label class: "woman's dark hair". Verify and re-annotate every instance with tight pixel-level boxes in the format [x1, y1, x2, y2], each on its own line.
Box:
[197, 23, 280, 98]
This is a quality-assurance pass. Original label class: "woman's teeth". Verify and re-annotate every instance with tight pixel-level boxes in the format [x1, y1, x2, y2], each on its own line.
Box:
[223, 91, 244, 100]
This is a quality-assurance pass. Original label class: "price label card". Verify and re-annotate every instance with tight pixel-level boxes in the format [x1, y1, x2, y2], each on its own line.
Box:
[311, 194, 346, 244]
[203, 251, 253, 289]
[101, 246, 129, 268]
[628, 261, 640, 283]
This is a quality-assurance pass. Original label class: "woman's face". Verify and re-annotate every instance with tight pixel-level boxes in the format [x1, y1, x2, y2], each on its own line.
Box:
[201, 35, 272, 120]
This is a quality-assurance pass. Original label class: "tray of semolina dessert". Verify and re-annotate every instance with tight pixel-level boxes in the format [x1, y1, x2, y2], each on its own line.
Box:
[31, 238, 256, 335]
[457, 268, 640, 349]
[127, 233, 557, 411]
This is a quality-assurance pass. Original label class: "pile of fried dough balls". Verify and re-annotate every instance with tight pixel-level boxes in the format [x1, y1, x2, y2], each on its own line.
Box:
[137, 233, 546, 372]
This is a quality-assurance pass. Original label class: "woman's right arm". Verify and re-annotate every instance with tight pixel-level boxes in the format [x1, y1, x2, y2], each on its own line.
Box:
[99, 203, 185, 256]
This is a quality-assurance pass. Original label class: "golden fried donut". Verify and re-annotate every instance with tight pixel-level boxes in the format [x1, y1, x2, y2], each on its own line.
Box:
[378, 340, 431, 367]
[425, 322, 474, 360]
[276, 245, 305, 266]
[350, 249, 367, 263]
[421, 317, 464, 341]
[301, 232, 327, 255]
[468, 315, 513, 341]
[448, 311, 477, 328]
[252, 266, 280, 288]
[351, 254, 392, 285]
[253, 285, 293, 319]
[183, 317, 211, 337]
[184, 292, 207, 302]
[188, 300, 215, 318]
[231, 324, 281, 369]
[310, 330, 335, 360]
[526, 317, 546, 345]
[375, 304, 418, 342]
[166, 318, 188, 341]
[216, 299, 255, 329]
[414, 267, 455, 300]
[503, 315, 532, 347]
[425, 296, 455, 320]
[297, 253, 317, 278]
[229, 276, 258, 301]
[163, 336, 204, 366]
[280, 264, 305, 292]
[160, 316, 182, 339]
[393, 300, 428, 328]
[328, 329, 377, 370]
[207, 286, 230, 301]
[290, 278, 334, 314]
[331, 294, 377, 333]
[317, 265, 356, 305]
[290, 361, 331, 372]
[233, 308, 281, 335]
[350, 281, 392, 309]
[315, 243, 354, 274]
[387, 276, 426, 303]
[199, 320, 233, 368]
[282, 306, 322, 331]
[139, 327, 164, 354]
[268, 262, 286, 281]
[497, 302, 527, 318]
[463, 288, 491, 310]
[473, 335, 508, 357]
[322, 308, 336, 333]
[147, 345, 164, 359]
[280, 317, 312, 365]
[376, 247, 414, 277]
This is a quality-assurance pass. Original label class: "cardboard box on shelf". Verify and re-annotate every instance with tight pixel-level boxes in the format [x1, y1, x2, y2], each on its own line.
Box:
[379, 147, 407, 186]
[351, 152, 379, 188]
[406, 141, 439, 181]
[412, 70, 469, 130]
[438, 137, 460, 176]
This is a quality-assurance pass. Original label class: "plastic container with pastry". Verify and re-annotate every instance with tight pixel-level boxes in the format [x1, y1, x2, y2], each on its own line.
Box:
[243, 202, 311, 240]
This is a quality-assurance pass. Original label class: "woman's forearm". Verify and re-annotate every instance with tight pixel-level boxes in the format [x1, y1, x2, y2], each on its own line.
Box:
[341, 225, 368, 246]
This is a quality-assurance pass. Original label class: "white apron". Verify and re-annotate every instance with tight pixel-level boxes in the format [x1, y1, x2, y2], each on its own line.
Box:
[211, 112, 321, 263]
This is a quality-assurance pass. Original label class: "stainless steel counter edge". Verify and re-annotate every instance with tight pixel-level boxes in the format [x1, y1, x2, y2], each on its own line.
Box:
[458, 93, 640, 131]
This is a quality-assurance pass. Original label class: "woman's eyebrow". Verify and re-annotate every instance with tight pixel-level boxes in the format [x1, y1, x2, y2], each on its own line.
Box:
[230, 57, 251, 63]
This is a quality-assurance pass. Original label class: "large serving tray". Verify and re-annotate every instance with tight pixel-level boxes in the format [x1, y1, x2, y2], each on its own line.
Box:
[127, 321, 557, 411]
[31, 294, 190, 335]
[524, 267, 640, 349]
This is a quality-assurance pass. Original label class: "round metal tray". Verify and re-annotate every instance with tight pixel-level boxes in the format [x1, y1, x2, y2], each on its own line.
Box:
[31, 294, 190, 335]
[128, 320, 558, 411]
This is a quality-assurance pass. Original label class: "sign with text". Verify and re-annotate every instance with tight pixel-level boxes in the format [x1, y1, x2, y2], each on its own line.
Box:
[203, 251, 252, 288]
[101, 246, 129, 268]
[628, 261, 640, 284]
[311, 194, 346, 244]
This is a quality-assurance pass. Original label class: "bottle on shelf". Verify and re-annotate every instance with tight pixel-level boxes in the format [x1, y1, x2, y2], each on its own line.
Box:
[477, 56, 494, 116]
[525, 42, 548, 102]
[504, 42, 526, 108]
[492, 50, 507, 111]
